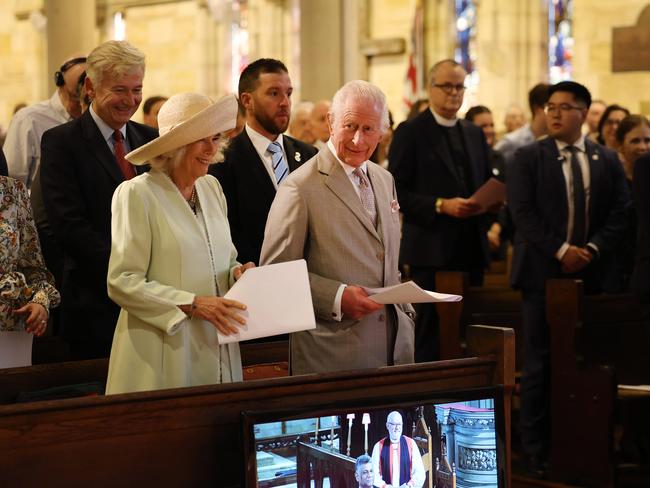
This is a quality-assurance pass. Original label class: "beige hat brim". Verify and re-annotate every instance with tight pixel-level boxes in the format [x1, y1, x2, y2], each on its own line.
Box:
[125, 94, 238, 165]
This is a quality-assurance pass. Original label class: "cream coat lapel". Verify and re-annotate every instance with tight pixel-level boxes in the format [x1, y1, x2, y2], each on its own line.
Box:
[320, 148, 382, 243]
[147, 171, 218, 295]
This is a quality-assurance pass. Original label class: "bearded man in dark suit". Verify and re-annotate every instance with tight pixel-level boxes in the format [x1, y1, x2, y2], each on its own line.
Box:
[210, 58, 317, 265]
[40, 41, 157, 359]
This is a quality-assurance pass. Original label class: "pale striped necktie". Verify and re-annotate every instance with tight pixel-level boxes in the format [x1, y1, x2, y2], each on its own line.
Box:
[268, 141, 289, 185]
[353, 167, 377, 226]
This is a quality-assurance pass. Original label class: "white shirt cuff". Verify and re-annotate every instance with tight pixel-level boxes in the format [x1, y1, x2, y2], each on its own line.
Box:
[332, 284, 347, 322]
[555, 242, 570, 261]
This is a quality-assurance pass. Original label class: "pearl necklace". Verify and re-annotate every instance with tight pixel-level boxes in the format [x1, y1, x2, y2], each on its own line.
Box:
[187, 186, 198, 214]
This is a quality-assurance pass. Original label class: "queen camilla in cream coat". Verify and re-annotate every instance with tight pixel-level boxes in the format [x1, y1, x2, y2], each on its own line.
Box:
[106, 93, 251, 395]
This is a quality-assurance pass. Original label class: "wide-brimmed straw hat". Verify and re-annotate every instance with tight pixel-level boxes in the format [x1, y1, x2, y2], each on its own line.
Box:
[125, 92, 238, 165]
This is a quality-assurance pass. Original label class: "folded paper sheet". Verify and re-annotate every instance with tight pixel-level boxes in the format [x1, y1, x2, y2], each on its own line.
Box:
[364, 281, 462, 304]
[471, 177, 506, 212]
[0, 331, 33, 369]
[218, 259, 316, 344]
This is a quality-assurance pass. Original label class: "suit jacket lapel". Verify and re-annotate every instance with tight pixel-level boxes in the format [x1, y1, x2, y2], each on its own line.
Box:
[424, 111, 459, 185]
[543, 137, 570, 223]
[283, 136, 306, 172]
[320, 149, 382, 242]
[367, 163, 392, 241]
[459, 119, 485, 190]
[584, 139, 603, 223]
[126, 122, 152, 175]
[80, 110, 124, 184]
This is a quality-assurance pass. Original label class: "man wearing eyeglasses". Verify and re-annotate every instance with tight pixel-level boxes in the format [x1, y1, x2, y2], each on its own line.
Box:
[508, 81, 629, 476]
[371, 411, 425, 488]
[389, 59, 493, 363]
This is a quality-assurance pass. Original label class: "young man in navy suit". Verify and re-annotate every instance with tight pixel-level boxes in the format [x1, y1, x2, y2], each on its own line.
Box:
[508, 81, 630, 475]
[210, 58, 317, 266]
[40, 41, 157, 359]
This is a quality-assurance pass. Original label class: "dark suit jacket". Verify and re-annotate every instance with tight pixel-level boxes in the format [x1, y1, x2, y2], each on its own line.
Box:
[632, 152, 650, 301]
[210, 129, 317, 265]
[0, 150, 7, 176]
[40, 110, 157, 352]
[508, 137, 630, 292]
[388, 109, 492, 268]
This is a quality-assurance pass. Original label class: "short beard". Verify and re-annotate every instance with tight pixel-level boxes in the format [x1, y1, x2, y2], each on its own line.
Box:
[255, 110, 288, 137]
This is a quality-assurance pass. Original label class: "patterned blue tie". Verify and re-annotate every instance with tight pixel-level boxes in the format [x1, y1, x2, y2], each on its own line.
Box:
[268, 141, 289, 185]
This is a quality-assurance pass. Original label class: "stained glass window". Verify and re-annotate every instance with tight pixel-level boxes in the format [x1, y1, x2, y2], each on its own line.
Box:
[549, 0, 574, 83]
[454, 0, 479, 107]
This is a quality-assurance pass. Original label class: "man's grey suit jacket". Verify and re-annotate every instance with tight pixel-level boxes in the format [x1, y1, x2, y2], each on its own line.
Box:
[260, 146, 415, 375]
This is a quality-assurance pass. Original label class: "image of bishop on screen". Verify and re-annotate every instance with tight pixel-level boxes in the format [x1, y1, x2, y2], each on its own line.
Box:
[251, 398, 499, 488]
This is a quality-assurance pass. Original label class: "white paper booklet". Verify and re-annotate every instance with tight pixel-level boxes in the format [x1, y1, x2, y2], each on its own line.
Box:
[0, 331, 33, 369]
[364, 281, 462, 304]
[218, 259, 316, 344]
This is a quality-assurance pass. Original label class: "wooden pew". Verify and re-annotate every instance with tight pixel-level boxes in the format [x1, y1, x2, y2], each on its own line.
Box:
[435, 271, 523, 370]
[546, 279, 650, 487]
[0, 339, 289, 405]
[0, 325, 514, 488]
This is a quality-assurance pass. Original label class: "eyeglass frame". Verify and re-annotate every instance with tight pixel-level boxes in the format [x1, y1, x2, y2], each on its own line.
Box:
[431, 83, 466, 94]
[386, 421, 403, 429]
[543, 103, 586, 115]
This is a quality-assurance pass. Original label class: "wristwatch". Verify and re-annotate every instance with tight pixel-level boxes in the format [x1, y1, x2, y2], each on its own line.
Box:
[435, 198, 444, 214]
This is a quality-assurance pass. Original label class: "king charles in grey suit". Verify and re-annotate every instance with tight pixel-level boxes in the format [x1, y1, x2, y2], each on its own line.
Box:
[260, 80, 415, 375]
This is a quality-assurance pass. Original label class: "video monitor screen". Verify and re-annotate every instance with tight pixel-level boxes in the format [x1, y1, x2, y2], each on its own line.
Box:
[242, 386, 505, 488]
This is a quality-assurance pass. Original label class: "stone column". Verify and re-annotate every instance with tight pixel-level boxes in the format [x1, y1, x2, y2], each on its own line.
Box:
[45, 0, 96, 95]
[299, 0, 344, 102]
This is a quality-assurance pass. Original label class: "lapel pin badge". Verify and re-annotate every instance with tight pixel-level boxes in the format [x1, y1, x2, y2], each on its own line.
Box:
[390, 199, 400, 213]
[592, 153, 599, 160]
[294, 152, 301, 162]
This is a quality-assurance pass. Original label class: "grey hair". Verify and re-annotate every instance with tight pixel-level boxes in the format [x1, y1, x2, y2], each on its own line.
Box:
[86, 40, 145, 88]
[291, 101, 315, 118]
[149, 135, 230, 174]
[329, 80, 389, 133]
[428, 59, 465, 86]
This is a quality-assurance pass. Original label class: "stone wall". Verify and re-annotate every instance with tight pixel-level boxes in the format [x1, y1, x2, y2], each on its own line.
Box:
[1, 0, 649, 132]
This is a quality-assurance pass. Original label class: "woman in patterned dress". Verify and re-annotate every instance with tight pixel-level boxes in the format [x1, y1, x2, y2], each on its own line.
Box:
[0, 176, 60, 335]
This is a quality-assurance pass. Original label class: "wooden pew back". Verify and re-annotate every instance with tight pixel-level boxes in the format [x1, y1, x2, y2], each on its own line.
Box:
[435, 271, 523, 369]
[546, 279, 650, 487]
[0, 325, 514, 488]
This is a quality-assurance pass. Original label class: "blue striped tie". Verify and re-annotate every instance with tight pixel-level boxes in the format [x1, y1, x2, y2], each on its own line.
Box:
[268, 141, 289, 185]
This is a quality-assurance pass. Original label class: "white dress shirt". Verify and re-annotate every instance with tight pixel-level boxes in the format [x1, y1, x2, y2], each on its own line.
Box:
[4, 91, 72, 189]
[245, 124, 285, 189]
[554, 136, 593, 260]
[88, 104, 129, 155]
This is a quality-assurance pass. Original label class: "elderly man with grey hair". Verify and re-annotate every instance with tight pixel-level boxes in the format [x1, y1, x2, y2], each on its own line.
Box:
[41, 40, 157, 359]
[260, 80, 415, 375]
[288, 100, 316, 145]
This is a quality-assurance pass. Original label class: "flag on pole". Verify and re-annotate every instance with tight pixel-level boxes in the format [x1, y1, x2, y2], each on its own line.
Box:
[403, 0, 425, 113]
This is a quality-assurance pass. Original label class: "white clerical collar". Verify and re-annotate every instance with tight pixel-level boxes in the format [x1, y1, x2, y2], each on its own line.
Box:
[430, 108, 458, 127]
[326, 139, 369, 176]
[555, 134, 586, 153]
